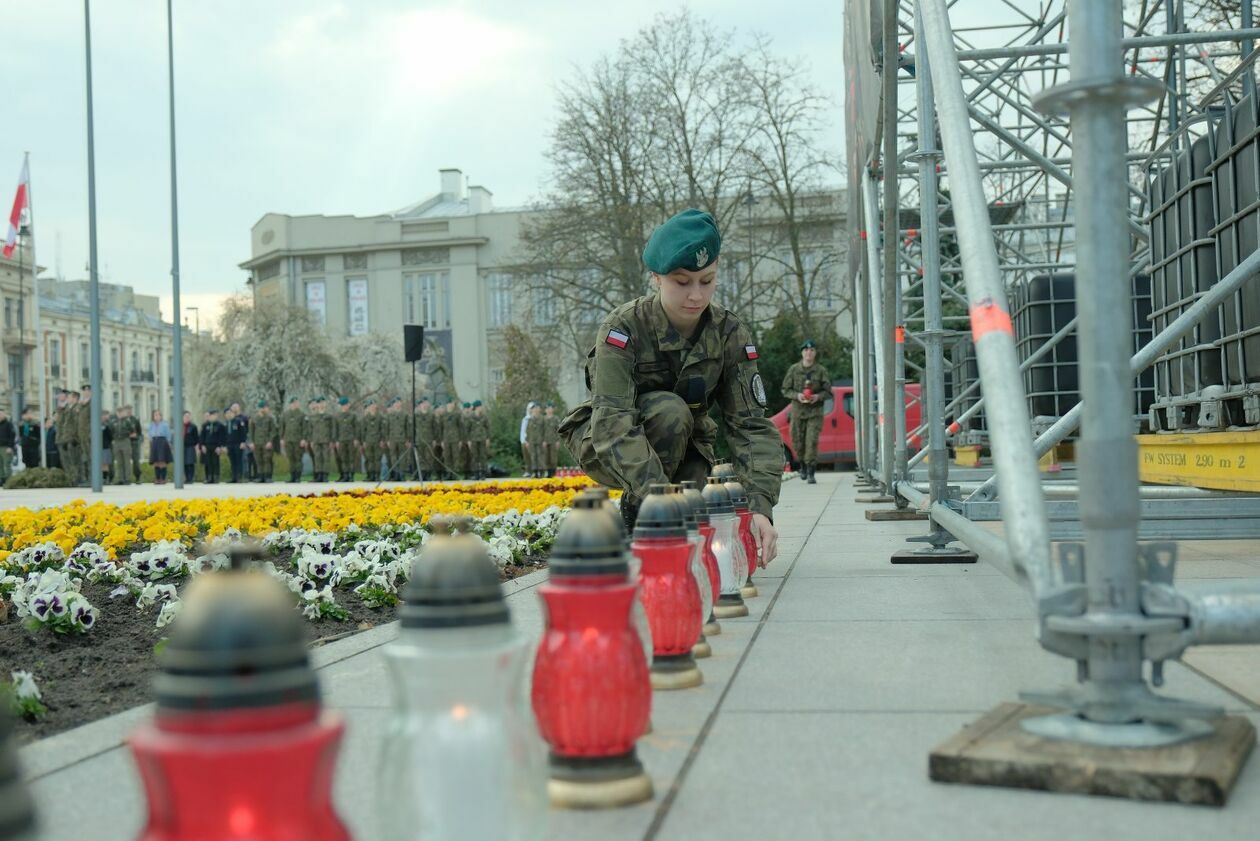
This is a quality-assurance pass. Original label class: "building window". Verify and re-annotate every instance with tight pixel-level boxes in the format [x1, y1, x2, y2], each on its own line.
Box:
[305, 279, 327, 325]
[486, 273, 513, 327]
[3, 298, 11, 328]
[80, 340, 89, 382]
[300, 255, 325, 273]
[347, 277, 369, 336]
[110, 347, 119, 381]
[532, 284, 556, 327]
[403, 272, 450, 329]
[50, 337, 61, 378]
[401, 247, 450, 266]
[343, 253, 368, 271]
[7, 353, 20, 396]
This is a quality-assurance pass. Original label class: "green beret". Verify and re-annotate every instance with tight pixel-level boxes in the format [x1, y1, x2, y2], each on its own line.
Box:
[643, 209, 721, 274]
[472, 400, 482, 408]
[338, 396, 350, 406]
[462, 402, 471, 409]
[257, 400, 267, 408]
[545, 401, 555, 408]
[288, 396, 300, 403]
[801, 339, 816, 350]
[364, 399, 375, 406]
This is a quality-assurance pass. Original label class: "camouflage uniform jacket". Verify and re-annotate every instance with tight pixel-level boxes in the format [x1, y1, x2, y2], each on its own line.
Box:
[358, 412, 382, 447]
[121, 414, 143, 443]
[333, 411, 359, 444]
[780, 362, 834, 420]
[559, 294, 782, 518]
[441, 411, 464, 446]
[57, 404, 78, 445]
[249, 412, 279, 448]
[541, 414, 560, 446]
[385, 411, 410, 444]
[306, 410, 335, 444]
[525, 416, 544, 448]
[415, 410, 437, 446]
[470, 413, 490, 443]
[280, 408, 306, 441]
[76, 401, 93, 442]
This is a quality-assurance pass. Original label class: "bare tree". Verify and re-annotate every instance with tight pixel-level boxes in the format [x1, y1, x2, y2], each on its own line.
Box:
[738, 37, 849, 333]
[515, 9, 846, 353]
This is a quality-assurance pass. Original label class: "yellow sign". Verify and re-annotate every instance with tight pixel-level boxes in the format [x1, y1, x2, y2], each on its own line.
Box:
[1136, 431, 1260, 493]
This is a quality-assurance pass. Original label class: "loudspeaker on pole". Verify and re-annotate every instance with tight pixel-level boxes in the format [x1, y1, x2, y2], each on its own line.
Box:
[404, 324, 425, 363]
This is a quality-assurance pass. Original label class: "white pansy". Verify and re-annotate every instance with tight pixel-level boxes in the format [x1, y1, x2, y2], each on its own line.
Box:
[10, 670, 41, 702]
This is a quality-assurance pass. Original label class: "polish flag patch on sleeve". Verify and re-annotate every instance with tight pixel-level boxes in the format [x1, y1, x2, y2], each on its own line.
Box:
[744, 344, 758, 360]
[605, 329, 630, 349]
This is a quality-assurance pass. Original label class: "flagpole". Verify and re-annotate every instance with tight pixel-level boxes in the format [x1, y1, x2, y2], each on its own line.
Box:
[25, 152, 47, 467]
[167, 0, 184, 488]
[84, 0, 103, 493]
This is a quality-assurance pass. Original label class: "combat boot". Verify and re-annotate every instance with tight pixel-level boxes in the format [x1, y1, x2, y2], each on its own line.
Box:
[807, 465, 817, 484]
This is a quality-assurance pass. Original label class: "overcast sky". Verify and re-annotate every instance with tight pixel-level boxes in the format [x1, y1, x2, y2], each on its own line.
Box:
[0, 0, 845, 329]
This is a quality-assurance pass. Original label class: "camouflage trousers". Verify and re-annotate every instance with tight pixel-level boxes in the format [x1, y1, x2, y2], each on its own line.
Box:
[256, 444, 274, 477]
[566, 391, 710, 502]
[310, 442, 332, 473]
[335, 441, 357, 475]
[61, 440, 81, 483]
[790, 410, 824, 466]
[546, 441, 561, 471]
[283, 441, 303, 478]
[418, 442, 437, 474]
[114, 439, 132, 484]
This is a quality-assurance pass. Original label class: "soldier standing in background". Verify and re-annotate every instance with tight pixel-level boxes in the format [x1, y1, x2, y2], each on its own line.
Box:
[385, 397, 408, 480]
[431, 402, 447, 478]
[249, 400, 278, 482]
[780, 339, 833, 485]
[306, 396, 334, 483]
[112, 406, 133, 485]
[280, 396, 306, 482]
[525, 402, 545, 478]
[468, 400, 490, 480]
[200, 408, 226, 484]
[441, 399, 464, 480]
[460, 402, 475, 478]
[333, 396, 359, 482]
[415, 398, 436, 480]
[358, 399, 381, 481]
[542, 402, 561, 478]
[61, 390, 82, 484]
[0, 409, 15, 485]
[226, 404, 249, 483]
[76, 386, 94, 482]
[122, 405, 143, 483]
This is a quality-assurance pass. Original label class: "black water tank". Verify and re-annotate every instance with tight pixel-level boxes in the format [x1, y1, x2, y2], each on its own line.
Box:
[1212, 95, 1260, 386]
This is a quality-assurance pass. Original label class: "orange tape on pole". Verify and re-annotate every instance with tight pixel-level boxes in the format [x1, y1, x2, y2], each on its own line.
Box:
[895, 326, 905, 344]
[969, 298, 1014, 342]
[947, 421, 961, 435]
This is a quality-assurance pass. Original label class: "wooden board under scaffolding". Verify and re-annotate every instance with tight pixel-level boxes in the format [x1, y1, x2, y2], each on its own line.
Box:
[1136, 430, 1260, 493]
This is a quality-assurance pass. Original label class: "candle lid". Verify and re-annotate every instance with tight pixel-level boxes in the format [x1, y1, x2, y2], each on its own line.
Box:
[679, 481, 710, 525]
[400, 533, 510, 629]
[634, 486, 687, 539]
[723, 480, 749, 508]
[702, 477, 735, 514]
[549, 494, 629, 576]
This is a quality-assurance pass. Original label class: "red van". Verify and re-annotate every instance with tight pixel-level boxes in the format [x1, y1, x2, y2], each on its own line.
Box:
[771, 383, 922, 468]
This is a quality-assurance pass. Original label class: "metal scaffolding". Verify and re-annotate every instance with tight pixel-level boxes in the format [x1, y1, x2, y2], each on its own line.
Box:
[847, 0, 1260, 751]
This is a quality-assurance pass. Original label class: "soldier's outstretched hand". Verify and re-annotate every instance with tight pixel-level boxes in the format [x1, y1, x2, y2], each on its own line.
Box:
[749, 513, 778, 567]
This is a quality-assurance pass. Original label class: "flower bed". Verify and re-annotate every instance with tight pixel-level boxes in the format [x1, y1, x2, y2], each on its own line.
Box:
[0, 478, 605, 742]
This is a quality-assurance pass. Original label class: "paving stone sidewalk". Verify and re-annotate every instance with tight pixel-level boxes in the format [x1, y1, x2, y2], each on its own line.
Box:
[18, 472, 1260, 840]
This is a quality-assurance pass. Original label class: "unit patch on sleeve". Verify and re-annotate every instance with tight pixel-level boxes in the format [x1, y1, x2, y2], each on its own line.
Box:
[605, 329, 630, 349]
[744, 344, 759, 360]
[750, 373, 767, 407]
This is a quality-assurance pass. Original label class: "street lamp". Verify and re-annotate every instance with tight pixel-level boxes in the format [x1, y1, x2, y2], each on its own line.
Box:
[184, 306, 199, 337]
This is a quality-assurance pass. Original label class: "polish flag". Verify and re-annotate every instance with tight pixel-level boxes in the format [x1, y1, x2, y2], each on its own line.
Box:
[3, 159, 29, 259]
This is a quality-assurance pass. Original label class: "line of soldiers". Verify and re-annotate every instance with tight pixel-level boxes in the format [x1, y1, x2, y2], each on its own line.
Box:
[51, 385, 144, 487]
[259, 395, 495, 483]
[522, 402, 562, 478]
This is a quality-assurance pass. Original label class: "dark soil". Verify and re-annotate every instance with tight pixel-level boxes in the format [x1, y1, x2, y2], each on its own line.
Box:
[1, 557, 545, 745]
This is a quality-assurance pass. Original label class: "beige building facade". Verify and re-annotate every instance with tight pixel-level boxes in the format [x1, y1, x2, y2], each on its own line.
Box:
[1, 245, 178, 423]
[241, 169, 849, 407]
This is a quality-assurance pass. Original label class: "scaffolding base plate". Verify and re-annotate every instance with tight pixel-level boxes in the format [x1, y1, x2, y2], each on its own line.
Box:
[855, 494, 895, 503]
[929, 702, 1256, 807]
[890, 548, 977, 565]
[866, 509, 928, 522]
